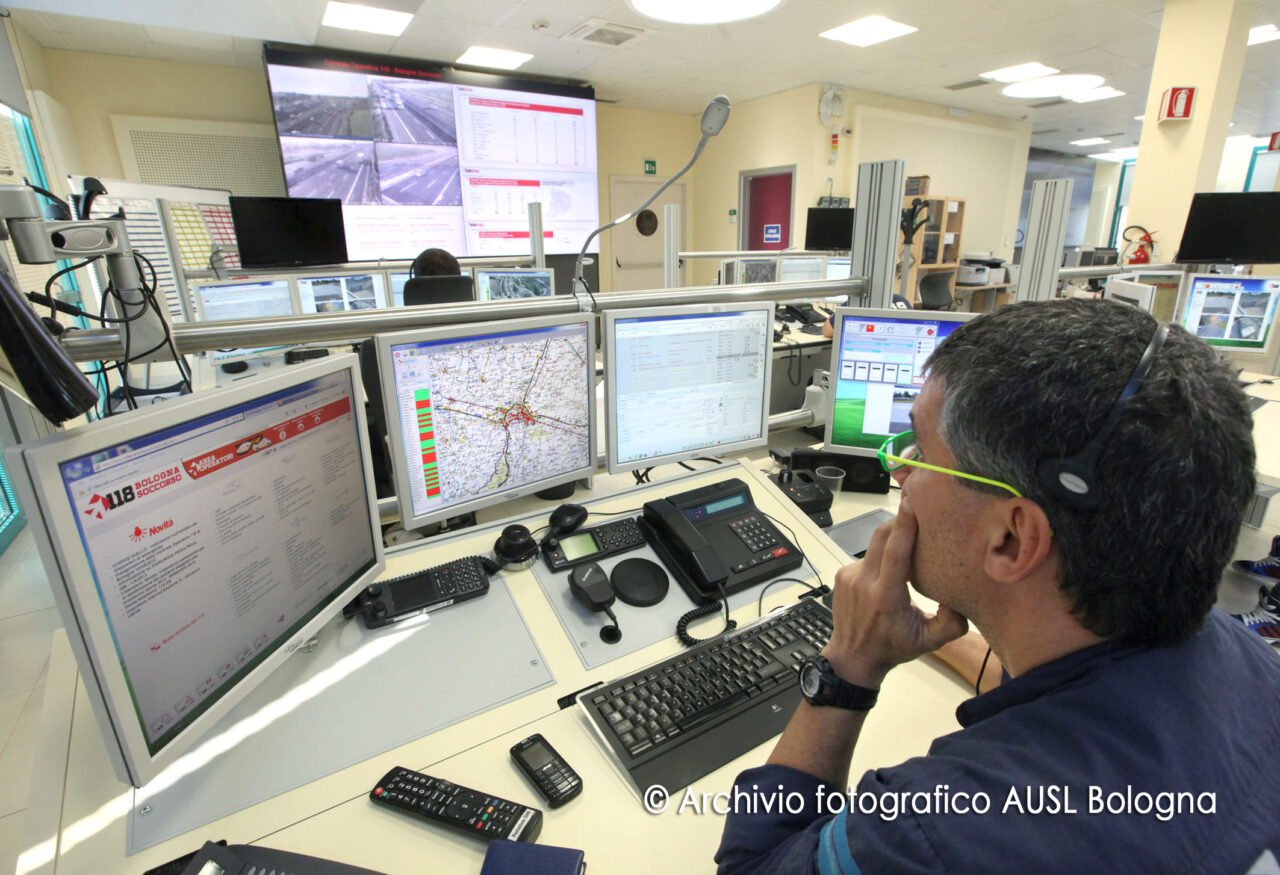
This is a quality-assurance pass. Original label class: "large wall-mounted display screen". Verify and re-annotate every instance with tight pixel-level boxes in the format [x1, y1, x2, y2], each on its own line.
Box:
[264, 44, 600, 262]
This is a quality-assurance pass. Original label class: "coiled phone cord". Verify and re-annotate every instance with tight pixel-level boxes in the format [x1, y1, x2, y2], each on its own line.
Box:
[676, 582, 737, 648]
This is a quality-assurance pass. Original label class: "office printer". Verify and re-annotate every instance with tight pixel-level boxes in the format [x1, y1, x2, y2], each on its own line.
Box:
[958, 253, 1006, 285]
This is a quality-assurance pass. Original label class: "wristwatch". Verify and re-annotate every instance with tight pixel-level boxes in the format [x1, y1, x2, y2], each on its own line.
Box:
[797, 656, 879, 711]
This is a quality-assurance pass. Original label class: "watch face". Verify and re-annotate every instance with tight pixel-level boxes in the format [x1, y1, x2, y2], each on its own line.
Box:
[800, 662, 821, 697]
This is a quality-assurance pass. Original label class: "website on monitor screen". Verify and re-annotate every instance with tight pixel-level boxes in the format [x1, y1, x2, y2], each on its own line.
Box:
[58, 371, 375, 754]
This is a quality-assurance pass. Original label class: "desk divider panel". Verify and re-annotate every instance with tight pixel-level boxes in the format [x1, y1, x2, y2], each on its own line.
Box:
[127, 577, 551, 854]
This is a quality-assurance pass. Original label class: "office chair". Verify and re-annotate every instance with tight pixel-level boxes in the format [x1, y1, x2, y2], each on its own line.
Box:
[917, 271, 959, 311]
[403, 275, 474, 306]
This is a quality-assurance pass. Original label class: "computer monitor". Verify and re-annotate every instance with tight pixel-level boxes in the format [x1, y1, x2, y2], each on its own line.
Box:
[1131, 271, 1185, 324]
[823, 308, 977, 457]
[739, 258, 779, 284]
[7, 356, 384, 787]
[804, 207, 855, 251]
[1105, 278, 1157, 312]
[228, 197, 349, 269]
[778, 255, 827, 283]
[1078, 249, 1097, 268]
[474, 268, 556, 301]
[1062, 246, 1082, 268]
[190, 277, 298, 322]
[1092, 247, 1119, 267]
[189, 277, 299, 365]
[1179, 274, 1280, 351]
[375, 314, 596, 530]
[296, 272, 390, 314]
[719, 259, 738, 285]
[1175, 192, 1280, 264]
[826, 257, 852, 280]
[603, 302, 774, 474]
[389, 271, 410, 307]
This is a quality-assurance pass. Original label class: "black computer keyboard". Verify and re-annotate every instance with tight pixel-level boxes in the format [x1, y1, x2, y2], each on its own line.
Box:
[577, 597, 833, 795]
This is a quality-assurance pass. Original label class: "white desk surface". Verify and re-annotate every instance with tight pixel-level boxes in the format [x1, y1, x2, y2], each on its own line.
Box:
[21, 391, 1279, 874]
[18, 452, 965, 875]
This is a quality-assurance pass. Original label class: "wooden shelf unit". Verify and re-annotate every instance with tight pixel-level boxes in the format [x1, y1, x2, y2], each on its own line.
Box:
[899, 196, 965, 305]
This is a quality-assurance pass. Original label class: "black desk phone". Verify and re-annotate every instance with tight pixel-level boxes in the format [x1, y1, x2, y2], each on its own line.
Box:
[782, 303, 827, 325]
[640, 478, 803, 605]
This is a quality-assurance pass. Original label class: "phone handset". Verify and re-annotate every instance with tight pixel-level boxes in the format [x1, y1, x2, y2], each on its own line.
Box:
[641, 499, 729, 596]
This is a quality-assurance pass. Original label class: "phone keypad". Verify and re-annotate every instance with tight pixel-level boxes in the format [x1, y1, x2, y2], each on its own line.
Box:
[729, 515, 779, 552]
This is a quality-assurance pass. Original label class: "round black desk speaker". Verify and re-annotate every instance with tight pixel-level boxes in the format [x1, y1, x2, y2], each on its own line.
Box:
[611, 558, 669, 607]
[494, 524, 538, 570]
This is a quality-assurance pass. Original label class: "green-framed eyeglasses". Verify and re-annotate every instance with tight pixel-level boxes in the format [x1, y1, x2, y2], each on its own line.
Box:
[877, 430, 1023, 498]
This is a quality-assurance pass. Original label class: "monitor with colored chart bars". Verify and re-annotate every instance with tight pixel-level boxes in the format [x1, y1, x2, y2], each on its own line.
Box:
[373, 314, 597, 531]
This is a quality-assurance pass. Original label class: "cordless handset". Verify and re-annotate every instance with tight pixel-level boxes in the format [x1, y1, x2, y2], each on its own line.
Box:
[510, 734, 582, 808]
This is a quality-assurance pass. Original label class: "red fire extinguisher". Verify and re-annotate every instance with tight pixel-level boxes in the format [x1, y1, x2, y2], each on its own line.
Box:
[1123, 225, 1155, 265]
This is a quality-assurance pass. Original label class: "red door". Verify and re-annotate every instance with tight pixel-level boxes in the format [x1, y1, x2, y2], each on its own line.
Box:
[746, 173, 792, 250]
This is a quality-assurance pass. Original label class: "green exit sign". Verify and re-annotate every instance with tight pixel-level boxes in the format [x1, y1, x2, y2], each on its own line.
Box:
[644, 159, 656, 175]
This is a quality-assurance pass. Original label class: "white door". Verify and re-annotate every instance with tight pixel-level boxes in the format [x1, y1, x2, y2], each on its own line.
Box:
[608, 176, 689, 291]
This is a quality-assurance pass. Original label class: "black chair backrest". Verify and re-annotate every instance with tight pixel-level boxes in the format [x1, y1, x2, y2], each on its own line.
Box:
[917, 271, 956, 311]
[403, 275, 474, 306]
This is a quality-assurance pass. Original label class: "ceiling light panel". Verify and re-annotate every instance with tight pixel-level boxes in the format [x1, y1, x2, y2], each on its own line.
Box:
[1070, 137, 1110, 146]
[1002, 74, 1105, 99]
[1247, 24, 1280, 45]
[980, 62, 1059, 83]
[456, 46, 534, 70]
[1071, 86, 1125, 103]
[820, 15, 918, 47]
[321, 1, 412, 36]
[629, 0, 782, 25]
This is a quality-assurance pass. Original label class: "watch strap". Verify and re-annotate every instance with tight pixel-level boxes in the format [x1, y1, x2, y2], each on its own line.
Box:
[805, 656, 879, 711]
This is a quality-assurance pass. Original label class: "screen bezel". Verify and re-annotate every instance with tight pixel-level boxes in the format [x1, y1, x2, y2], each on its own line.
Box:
[473, 267, 557, 301]
[6, 355, 385, 788]
[375, 312, 597, 531]
[603, 301, 776, 475]
[822, 307, 977, 459]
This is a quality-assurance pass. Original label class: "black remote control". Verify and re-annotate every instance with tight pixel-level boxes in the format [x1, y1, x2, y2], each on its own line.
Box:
[370, 767, 542, 842]
[344, 556, 491, 629]
[510, 733, 582, 808]
[542, 517, 646, 572]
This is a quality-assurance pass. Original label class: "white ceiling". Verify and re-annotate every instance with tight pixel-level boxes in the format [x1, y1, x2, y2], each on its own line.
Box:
[9, 0, 1280, 157]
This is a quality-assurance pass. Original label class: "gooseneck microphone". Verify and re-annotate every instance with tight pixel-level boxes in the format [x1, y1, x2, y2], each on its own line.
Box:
[572, 95, 731, 293]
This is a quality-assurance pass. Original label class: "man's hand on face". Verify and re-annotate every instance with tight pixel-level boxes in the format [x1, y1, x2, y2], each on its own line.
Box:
[821, 498, 970, 688]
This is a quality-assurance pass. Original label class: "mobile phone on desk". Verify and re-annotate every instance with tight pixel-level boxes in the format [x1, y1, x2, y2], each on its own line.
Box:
[511, 734, 582, 808]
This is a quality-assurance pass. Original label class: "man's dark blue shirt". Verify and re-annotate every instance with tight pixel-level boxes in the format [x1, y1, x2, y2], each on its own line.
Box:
[716, 610, 1280, 874]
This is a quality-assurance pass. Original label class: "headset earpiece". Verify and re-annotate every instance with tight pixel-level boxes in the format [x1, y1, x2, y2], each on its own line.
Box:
[1036, 323, 1168, 511]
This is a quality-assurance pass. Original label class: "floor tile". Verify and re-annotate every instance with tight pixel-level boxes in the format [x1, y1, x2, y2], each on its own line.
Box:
[0, 811, 24, 875]
[0, 689, 41, 818]
[0, 609, 61, 699]
[0, 554, 55, 621]
[0, 690, 26, 752]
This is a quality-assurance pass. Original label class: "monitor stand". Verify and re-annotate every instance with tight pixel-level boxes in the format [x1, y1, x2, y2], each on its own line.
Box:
[535, 481, 576, 501]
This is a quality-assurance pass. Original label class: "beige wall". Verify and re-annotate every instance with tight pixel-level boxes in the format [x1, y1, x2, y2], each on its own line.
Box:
[847, 95, 1030, 262]
[41, 48, 275, 179]
[594, 104, 699, 292]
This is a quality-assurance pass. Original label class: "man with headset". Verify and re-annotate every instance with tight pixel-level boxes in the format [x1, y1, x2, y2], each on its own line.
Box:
[716, 299, 1278, 873]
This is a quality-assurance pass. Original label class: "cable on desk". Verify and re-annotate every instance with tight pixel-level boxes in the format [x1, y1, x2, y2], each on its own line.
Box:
[757, 576, 818, 618]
